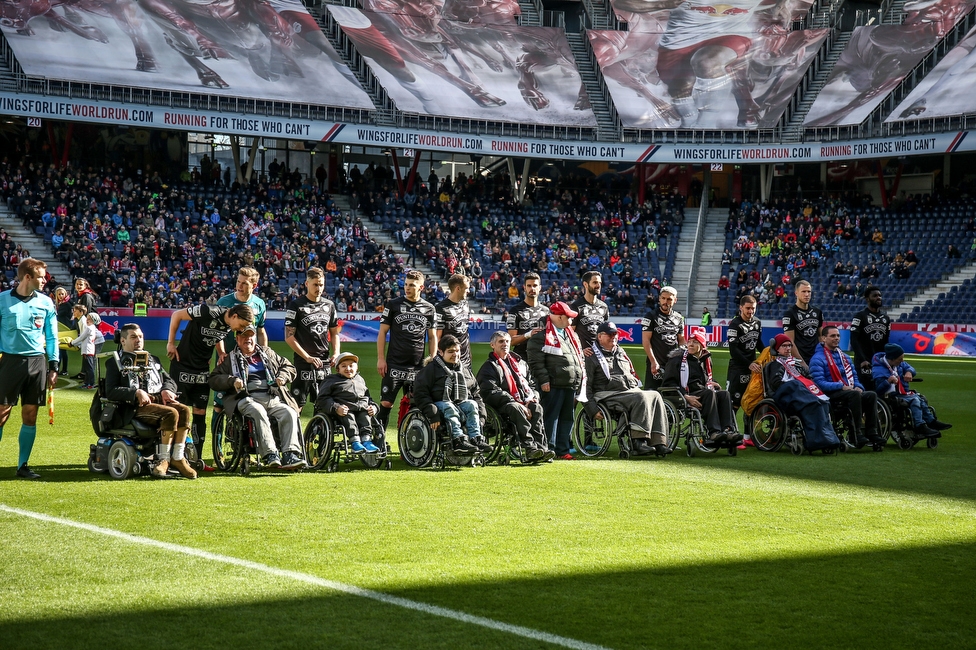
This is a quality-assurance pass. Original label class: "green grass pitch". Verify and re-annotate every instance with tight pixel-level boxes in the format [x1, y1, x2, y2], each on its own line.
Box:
[1, 341, 974, 649]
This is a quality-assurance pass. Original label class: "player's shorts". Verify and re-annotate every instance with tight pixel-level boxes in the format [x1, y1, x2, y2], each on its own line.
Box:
[657, 35, 753, 87]
[0, 354, 48, 406]
[291, 364, 330, 409]
[170, 362, 211, 411]
[380, 365, 420, 405]
[726, 364, 753, 410]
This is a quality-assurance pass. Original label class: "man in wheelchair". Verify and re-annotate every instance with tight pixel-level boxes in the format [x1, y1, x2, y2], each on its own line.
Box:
[316, 352, 381, 454]
[809, 325, 883, 448]
[872, 343, 951, 439]
[477, 331, 553, 461]
[105, 324, 196, 479]
[583, 322, 671, 456]
[662, 331, 741, 446]
[764, 334, 842, 452]
[208, 325, 306, 470]
[412, 335, 492, 454]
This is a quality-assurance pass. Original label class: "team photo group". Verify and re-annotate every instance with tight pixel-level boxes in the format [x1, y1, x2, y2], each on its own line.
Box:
[0, 257, 951, 479]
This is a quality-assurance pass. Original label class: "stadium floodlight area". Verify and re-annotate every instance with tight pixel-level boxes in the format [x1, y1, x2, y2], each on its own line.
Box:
[0, 0, 373, 110]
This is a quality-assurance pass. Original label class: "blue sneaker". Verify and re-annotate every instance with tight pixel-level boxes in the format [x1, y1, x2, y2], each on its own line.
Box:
[362, 440, 380, 453]
[584, 444, 600, 453]
[350, 440, 367, 453]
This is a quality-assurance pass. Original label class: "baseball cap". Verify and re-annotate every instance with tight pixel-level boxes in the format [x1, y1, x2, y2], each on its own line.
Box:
[237, 324, 258, 336]
[597, 321, 618, 336]
[549, 301, 578, 318]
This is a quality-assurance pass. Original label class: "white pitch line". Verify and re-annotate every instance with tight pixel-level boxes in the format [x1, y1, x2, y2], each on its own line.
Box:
[0, 504, 610, 650]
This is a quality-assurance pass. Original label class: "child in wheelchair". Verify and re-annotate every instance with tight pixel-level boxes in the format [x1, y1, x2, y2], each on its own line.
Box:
[315, 352, 381, 454]
[872, 344, 951, 439]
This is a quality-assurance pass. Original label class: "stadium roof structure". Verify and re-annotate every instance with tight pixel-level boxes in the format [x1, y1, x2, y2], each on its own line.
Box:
[2, 0, 976, 164]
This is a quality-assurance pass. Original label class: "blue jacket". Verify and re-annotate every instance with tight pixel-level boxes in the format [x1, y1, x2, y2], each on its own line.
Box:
[0, 289, 58, 361]
[809, 343, 864, 393]
[871, 352, 915, 396]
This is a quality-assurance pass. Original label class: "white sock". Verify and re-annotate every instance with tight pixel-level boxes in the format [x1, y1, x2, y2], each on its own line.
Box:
[172, 443, 185, 461]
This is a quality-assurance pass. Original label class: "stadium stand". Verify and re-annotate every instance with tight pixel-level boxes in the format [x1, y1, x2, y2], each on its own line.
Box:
[717, 192, 976, 323]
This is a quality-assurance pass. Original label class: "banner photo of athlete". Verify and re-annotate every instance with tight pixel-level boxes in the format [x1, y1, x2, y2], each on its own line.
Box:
[328, 5, 596, 127]
[589, 28, 826, 129]
[374, 0, 522, 25]
[889, 23, 976, 122]
[0, 0, 373, 109]
[607, 0, 814, 34]
[805, 0, 975, 127]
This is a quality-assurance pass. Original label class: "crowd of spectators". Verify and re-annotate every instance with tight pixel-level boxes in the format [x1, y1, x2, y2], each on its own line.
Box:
[720, 190, 976, 318]
[347, 162, 689, 316]
[0, 157, 415, 312]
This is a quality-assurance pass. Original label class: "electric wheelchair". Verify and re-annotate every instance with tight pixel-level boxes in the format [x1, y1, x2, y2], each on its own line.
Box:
[397, 393, 487, 469]
[481, 404, 552, 466]
[303, 406, 394, 472]
[87, 352, 202, 480]
[658, 387, 740, 457]
[210, 409, 292, 476]
[570, 399, 675, 459]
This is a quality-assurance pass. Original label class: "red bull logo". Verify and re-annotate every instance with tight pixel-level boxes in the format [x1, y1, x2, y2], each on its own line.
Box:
[616, 327, 634, 343]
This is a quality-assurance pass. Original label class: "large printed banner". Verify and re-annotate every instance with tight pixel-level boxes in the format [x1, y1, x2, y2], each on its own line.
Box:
[0, 0, 373, 109]
[6, 89, 976, 162]
[328, 5, 596, 126]
[804, 0, 976, 127]
[608, 0, 814, 33]
[589, 28, 826, 129]
[889, 23, 976, 122]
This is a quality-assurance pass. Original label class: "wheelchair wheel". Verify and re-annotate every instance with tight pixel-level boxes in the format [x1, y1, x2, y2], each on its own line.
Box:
[240, 453, 251, 476]
[927, 436, 939, 449]
[750, 400, 786, 452]
[897, 433, 915, 450]
[398, 409, 438, 468]
[361, 450, 385, 469]
[303, 414, 335, 471]
[107, 440, 137, 480]
[876, 400, 892, 443]
[481, 407, 505, 464]
[662, 399, 681, 452]
[788, 418, 805, 456]
[571, 405, 613, 458]
[211, 411, 242, 472]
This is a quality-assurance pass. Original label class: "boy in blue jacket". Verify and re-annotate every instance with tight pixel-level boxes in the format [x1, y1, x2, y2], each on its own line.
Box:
[871, 344, 951, 439]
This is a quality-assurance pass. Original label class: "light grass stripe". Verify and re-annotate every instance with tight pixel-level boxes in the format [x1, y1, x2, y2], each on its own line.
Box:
[0, 504, 611, 650]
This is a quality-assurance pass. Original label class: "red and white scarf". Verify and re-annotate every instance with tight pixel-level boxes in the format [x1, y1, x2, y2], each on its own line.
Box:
[777, 356, 828, 401]
[822, 346, 855, 386]
[679, 350, 713, 390]
[492, 352, 528, 403]
[541, 317, 587, 402]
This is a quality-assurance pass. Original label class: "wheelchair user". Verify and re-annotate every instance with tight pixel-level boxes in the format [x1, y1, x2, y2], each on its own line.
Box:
[208, 325, 306, 470]
[584, 322, 671, 456]
[412, 334, 492, 454]
[872, 343, 951, 438]
[476, 330, 553, 461]
[315, 351, 380, 454]
[764, 334, 842, 451]
[105, 324, 196, 479]
[662, 330, 741, 446]
[809, 325, 883, 448]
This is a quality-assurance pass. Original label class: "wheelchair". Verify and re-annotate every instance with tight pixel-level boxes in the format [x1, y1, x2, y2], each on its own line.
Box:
[883, 393, 940, 450]
[303, 407, 393, 472]
[745, 373, 841, 456]
[210, 409, 293, 476]
[658, 387, 740, 457]
[397, 393, 487, 469]
[481, 405, 550, 466]
[87, 355, 202, 480]
[570, 400, 675, 459]
[829, 399, 888, 452]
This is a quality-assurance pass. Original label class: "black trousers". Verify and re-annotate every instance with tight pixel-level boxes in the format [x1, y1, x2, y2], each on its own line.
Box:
[499, 401, 547, 449]
[828, 389, 879, 439]
[690, 389, 735, 434]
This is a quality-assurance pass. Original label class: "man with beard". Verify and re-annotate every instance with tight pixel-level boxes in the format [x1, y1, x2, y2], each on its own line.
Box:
[506, 272, 549, 363]
[571, 270, 610, 352]
[436, 274, 472, 368]
[849, 286, 890, 388]
[726, 294, 764, 413]
[782, 280, 823, 365]
[285, 267, 340, 413]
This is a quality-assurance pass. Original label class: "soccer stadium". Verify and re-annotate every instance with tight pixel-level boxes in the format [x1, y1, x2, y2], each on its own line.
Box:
[1, 0, 976, 647]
